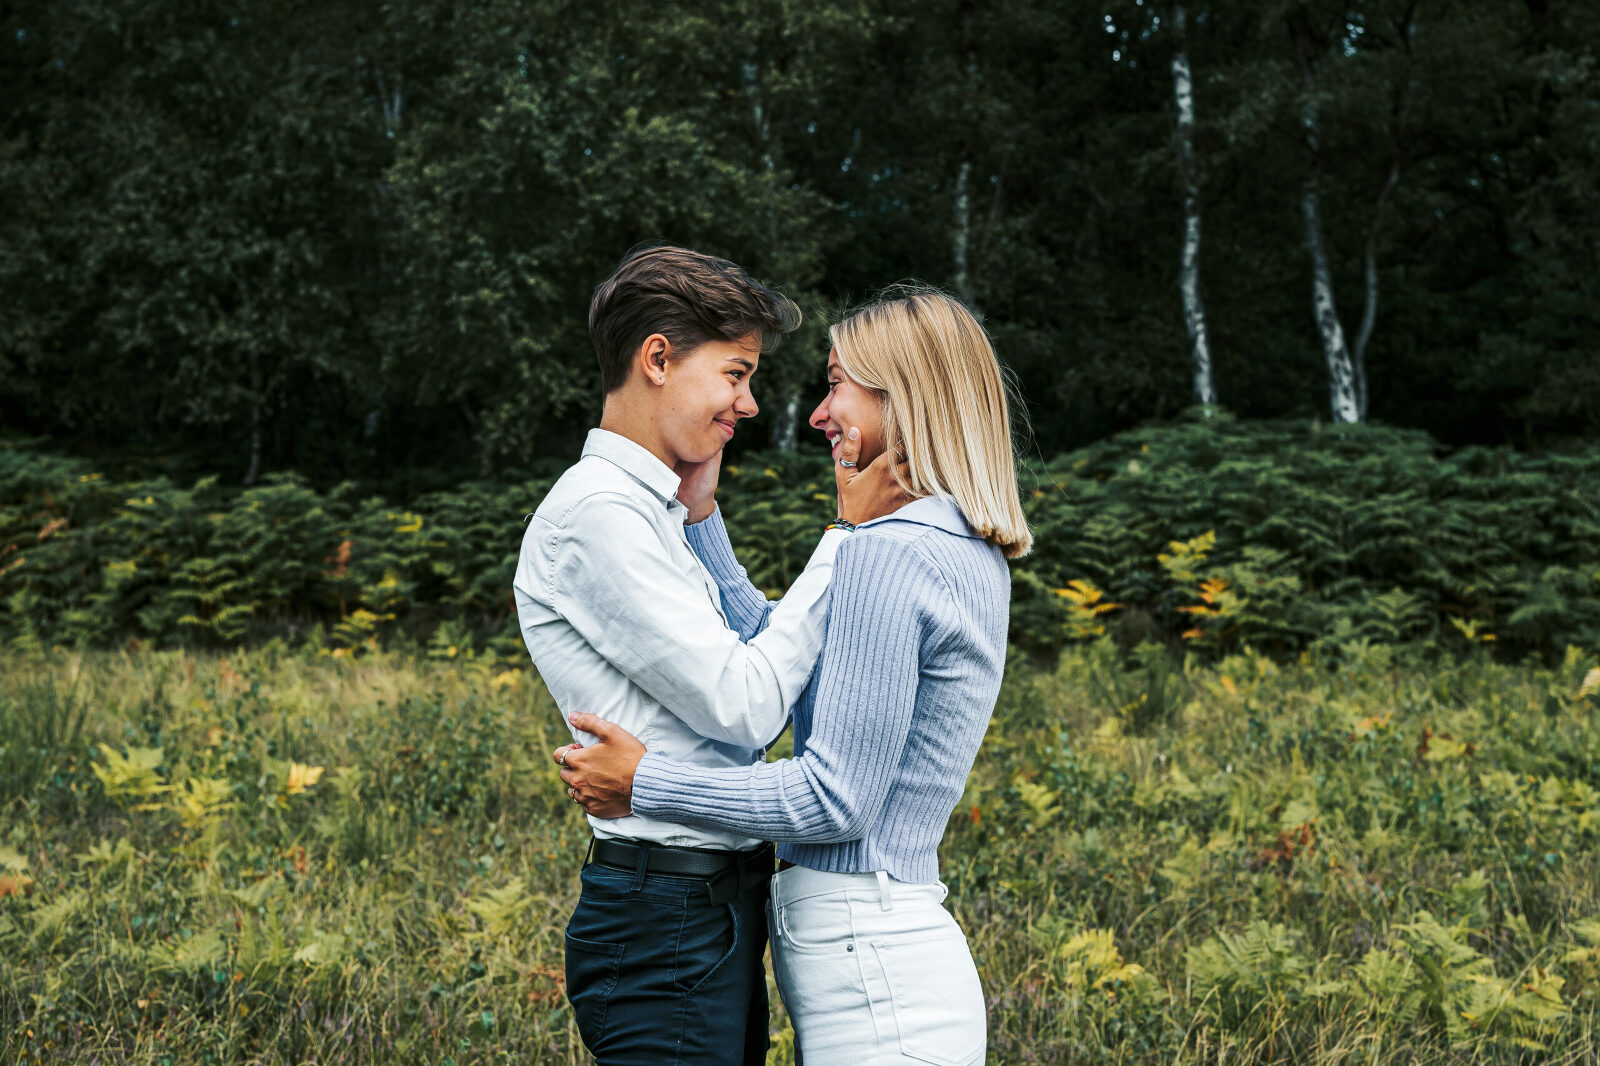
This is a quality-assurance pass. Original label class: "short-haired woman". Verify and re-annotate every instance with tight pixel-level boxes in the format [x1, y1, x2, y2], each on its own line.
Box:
[557, 289, 1030, 1066]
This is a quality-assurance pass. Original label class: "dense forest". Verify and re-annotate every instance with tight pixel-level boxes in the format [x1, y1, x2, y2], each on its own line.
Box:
[3, 0, 1598, 487]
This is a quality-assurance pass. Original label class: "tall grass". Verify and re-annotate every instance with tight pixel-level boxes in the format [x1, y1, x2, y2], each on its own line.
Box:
[2, 643, 1599, 1063]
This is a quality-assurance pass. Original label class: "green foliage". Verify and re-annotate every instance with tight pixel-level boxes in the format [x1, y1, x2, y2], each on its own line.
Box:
[5, 0, 1600, 478]
[0, 669, 89, 806]
[0, 442, 552, 654]
[1018, 414, 1600, 659]
[4, 646, 1600, 1063]
[1185, 921, 1333, 1034]
[0, 651, 595, 1062]
[7, 419, 1600, 664]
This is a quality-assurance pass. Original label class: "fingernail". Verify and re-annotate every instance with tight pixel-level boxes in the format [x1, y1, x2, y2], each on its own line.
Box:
[848, 427, 859, 440]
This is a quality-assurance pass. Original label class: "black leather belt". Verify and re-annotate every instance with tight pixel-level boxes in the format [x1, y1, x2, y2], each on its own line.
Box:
[587, 837, 774, 903]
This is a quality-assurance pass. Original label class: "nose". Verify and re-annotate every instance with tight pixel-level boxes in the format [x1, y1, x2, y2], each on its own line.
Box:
[735, 380, 759, 420]
[808, 394, 829, 432]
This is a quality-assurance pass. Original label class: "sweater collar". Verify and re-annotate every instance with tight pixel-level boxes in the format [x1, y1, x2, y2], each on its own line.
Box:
[859, 495, 980, 538]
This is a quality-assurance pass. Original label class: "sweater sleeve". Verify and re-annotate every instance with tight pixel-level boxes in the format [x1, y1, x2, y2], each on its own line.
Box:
[630, 534, 932, 842]
[683, 506, 775, 641]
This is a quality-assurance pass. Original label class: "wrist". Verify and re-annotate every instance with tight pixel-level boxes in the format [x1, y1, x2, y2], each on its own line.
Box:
[685, 500, 717, 525]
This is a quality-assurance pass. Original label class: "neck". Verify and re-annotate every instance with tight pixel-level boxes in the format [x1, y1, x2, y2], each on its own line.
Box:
[599, 392, 678, 469]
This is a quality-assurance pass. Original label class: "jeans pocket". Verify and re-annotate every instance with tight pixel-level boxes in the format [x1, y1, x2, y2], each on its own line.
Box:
[872, 933, 986, 1066]
[564, 931, 624, 1048]
[674, 901, 739, 995]
[777, 891, 854, 954]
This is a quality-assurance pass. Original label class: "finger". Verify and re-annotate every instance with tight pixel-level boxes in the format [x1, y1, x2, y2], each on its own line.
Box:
[568, 712, 620, 742]
[835, 426, 861, 470]
[552, 744, 574, 767]
[559, 766, 579, 788]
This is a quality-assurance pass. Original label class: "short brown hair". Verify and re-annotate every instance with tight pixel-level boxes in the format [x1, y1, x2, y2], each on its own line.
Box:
[588, 244, 801, 394]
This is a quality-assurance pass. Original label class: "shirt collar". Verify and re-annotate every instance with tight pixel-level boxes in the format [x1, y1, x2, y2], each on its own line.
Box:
[582, 428, 682, 506]
[858, 495, 980, 538]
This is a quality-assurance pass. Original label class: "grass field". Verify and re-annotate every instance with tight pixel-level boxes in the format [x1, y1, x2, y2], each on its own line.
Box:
[3, 643, 1599, 1064]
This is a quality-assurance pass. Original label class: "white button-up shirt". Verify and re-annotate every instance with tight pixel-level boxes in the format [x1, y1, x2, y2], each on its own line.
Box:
[514, 428, 847, 850]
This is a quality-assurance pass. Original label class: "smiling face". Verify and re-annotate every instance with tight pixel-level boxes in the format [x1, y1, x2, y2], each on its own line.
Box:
[809, 347, 886, 466]
[656, 335, 762, 466]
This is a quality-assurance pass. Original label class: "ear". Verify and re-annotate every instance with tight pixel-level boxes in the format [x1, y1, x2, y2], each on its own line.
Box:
[635, 334, 672, 387]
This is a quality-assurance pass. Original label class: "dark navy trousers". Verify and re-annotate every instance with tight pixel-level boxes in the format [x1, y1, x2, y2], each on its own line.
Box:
[564, 858, 770, 1065]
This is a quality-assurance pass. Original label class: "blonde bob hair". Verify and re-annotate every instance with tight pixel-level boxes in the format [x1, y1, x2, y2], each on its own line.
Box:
[830, 288, 1033, 559]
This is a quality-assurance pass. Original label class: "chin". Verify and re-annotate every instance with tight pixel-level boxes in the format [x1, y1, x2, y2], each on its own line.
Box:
[682, 441, 723, 465]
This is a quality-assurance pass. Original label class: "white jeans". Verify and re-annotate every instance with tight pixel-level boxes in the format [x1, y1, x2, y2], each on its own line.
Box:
[767, 866, 986, 1066]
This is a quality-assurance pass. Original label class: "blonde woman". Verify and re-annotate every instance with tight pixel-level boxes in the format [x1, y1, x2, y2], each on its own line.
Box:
[557, 289, 1030, 1066]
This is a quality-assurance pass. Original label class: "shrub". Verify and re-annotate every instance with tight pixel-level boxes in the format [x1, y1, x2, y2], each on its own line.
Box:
[5, 416, 1599, 660]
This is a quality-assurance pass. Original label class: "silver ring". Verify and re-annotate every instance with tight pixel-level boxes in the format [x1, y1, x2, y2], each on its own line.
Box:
[837, 459, 857, 468]
[558, 749, 568, 767]
[568, 787, 578, 799]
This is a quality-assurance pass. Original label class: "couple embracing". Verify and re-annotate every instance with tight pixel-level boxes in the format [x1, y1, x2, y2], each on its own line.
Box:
[513, 244, 1031, 1065]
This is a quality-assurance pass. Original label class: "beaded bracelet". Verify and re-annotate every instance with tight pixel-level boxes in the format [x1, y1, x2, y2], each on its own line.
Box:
[825, 518, 857, 533]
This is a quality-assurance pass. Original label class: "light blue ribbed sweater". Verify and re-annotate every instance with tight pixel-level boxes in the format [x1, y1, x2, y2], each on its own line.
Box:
[629, 496, 1011, 884]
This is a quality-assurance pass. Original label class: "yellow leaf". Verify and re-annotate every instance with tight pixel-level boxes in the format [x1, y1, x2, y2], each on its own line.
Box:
[1423, 736, 1470, 762]
[285, 763, 325, 796]
[1350, 713, 1392, 738]
[1580, 668, 1600, 700]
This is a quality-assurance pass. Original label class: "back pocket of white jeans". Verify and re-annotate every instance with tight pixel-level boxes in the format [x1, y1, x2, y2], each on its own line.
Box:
[872, 936, 985, 1066]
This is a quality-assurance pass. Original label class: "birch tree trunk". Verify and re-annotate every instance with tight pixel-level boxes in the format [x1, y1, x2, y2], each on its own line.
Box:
[741, 52, 799, 451]
[1300, 99, 1360, 424]
[953, 158, 974, 306]
[1288, 5, 1361, 425]
[1352, 162, 1399, 419]
[1350, 0, 1421, 420]
[951, 26, 980, 314]
[1170, 3, 1217, 408]
[370, 54, 403, 139]
[244, 348, 263, 486]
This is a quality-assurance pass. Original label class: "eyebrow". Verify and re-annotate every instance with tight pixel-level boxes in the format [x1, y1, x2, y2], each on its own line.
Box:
[728, 356, 756, 372]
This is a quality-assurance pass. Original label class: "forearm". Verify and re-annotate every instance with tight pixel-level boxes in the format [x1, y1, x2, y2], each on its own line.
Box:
[684, 507, 775, 640]
[630, 752, 873, 843]
[634, 535, 936, 841]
